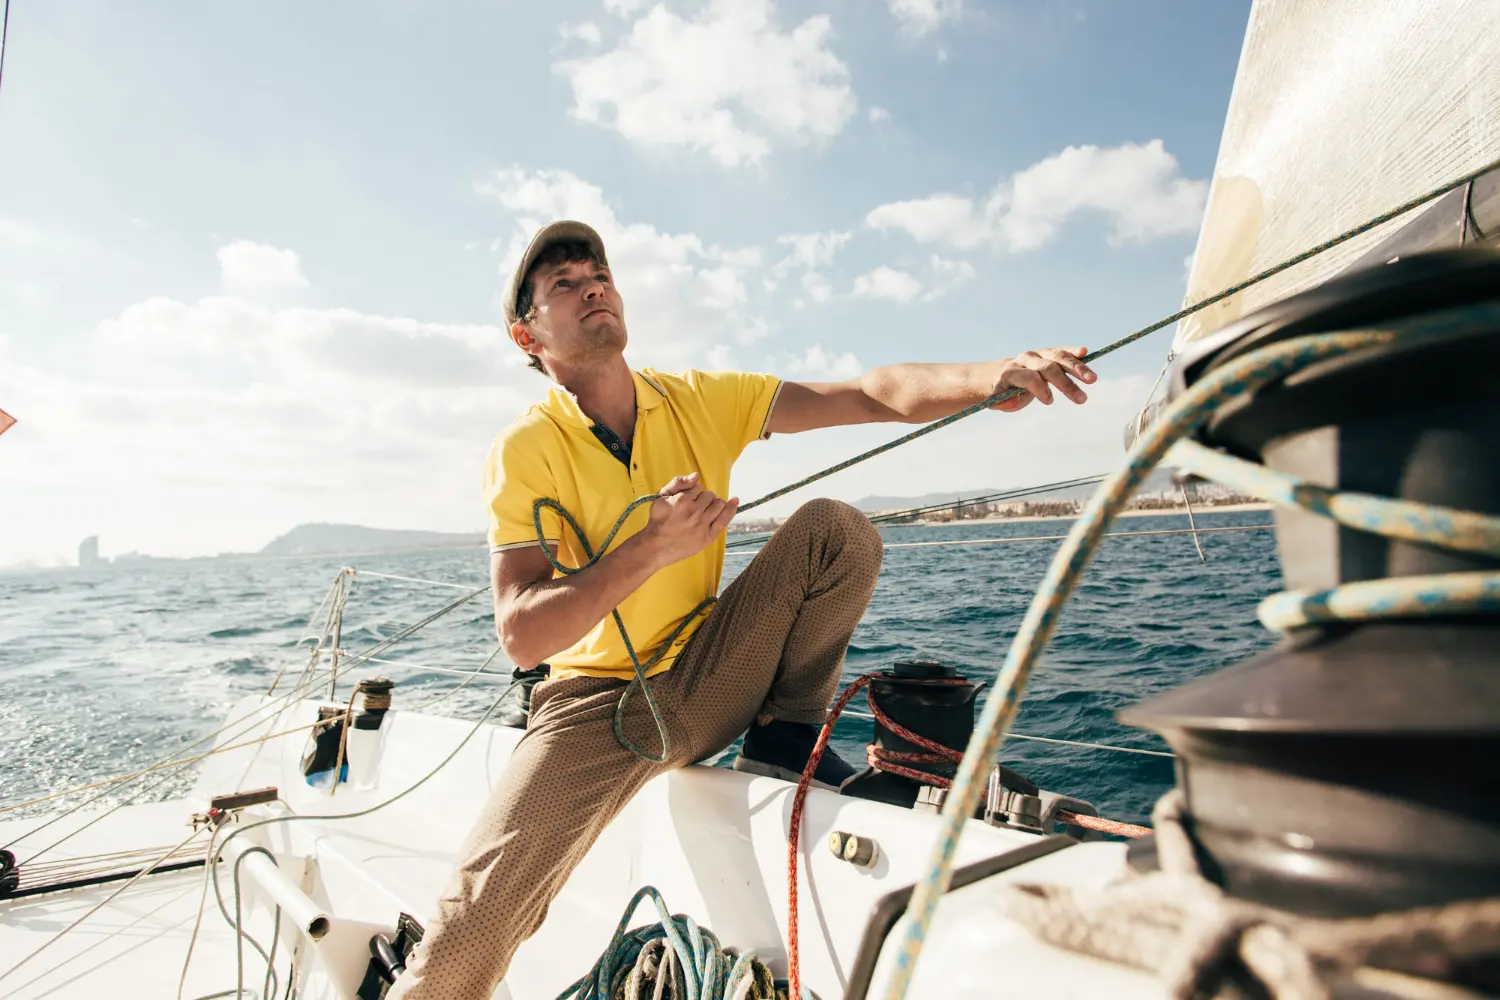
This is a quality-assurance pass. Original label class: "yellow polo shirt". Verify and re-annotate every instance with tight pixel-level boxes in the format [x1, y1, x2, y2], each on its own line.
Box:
[482, 368, 783, 682]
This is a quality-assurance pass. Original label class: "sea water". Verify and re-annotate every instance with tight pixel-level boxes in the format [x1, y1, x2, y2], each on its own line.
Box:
[0, 510, 1279, 827]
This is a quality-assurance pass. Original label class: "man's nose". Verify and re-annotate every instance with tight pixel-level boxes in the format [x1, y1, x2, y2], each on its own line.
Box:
[583, 280, 603, 299]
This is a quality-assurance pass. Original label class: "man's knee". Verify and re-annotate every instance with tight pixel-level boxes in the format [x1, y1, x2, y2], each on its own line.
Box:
[793, 497, 882, 563]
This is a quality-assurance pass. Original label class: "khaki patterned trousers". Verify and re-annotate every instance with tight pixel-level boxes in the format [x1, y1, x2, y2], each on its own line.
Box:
[387, 498, 882, 999]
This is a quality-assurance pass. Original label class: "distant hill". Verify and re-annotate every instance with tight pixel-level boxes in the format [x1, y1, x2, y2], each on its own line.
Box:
[259, 523, 486, 557]
[851, 467, 1180, 512]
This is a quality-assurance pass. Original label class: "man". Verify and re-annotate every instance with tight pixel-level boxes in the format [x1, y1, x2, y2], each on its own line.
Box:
[388, 220, 1095, 998]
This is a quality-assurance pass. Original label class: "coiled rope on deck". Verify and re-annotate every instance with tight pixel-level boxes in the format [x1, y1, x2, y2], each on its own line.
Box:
[556, 886, 778, 1000]
[872, 302, 1500, 1000]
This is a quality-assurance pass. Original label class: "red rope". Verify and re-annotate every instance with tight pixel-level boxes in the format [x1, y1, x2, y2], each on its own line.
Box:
[783, 672, 1151, 998]
[785, 674, 967, 999]
[1054, 810, 1151, 839]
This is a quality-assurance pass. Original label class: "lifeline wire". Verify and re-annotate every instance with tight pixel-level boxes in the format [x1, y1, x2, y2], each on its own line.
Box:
[873, 302, 1500, 1000]
[735, 153, 1500, 515]
[726, 472, 1112, 549]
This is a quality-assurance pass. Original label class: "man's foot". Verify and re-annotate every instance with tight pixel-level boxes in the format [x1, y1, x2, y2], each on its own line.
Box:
[732, 719, 857, 791]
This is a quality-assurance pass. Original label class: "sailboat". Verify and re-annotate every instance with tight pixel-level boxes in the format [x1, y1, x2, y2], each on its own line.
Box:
[2, 2, 1497, 998]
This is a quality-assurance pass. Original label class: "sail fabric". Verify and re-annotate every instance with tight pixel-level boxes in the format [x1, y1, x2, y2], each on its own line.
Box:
[1173, 0, 1500, 353]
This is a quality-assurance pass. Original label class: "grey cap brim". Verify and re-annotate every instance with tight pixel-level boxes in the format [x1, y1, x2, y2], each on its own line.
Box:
[503, 221, 610, 326]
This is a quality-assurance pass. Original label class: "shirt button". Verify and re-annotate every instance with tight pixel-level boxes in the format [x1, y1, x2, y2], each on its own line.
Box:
[611, 444, 619, 450]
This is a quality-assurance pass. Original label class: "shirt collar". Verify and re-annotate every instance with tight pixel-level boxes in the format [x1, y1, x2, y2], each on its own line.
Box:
[541, 368, 666, 428]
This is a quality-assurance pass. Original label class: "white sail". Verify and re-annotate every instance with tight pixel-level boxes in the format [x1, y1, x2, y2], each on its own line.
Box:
[1176, 0, 1494, 352]
[1121, 0, 1500, 449]
[1175, 0, 1500, 353]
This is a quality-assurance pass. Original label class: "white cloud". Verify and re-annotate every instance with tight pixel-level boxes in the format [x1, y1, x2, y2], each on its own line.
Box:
[216, 240, 310, 300]
[774, 229, 852, 273]
[801, 271, 834, 304]
[130, 217, 150, 232]
[604, 0, 647, 15]
[560, 21, 604, 45]
[868, 106, 891, 123]
[0, 291, 530, 565]
[866, 139, 1207, 252]
[852, 266, 922, 304]
[890, 0, 962, 38]
[785, 345, 862, 380]
[477, 166, 769, 368]
[849, 255, 975, 304]
[555, 0, 857, 167]
[925, 254, 976, 298]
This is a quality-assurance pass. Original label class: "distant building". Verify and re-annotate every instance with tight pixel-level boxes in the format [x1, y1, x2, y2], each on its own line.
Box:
[78, 536, 102, 567]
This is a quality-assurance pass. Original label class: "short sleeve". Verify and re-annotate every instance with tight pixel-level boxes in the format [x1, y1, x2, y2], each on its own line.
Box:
[688, 370, 784, 455]
[482, 430, 563, 553]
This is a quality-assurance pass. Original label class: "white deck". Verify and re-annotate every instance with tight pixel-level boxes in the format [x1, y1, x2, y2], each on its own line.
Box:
[0, 695, 1161, 999]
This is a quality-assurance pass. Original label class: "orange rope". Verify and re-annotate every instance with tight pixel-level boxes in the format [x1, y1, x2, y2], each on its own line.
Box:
[785, 672, 1153, 998]
[1055, 810, 1151, 839]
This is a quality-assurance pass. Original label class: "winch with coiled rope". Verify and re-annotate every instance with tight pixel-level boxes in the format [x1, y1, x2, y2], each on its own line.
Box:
[875, 248, 1500, 1000]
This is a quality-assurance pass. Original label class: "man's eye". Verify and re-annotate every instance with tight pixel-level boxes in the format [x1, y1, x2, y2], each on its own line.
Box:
[554, 280, 572, 291]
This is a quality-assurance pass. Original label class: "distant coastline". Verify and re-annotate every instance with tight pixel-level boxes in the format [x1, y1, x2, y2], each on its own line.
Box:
[42, 494, 1273, 571]
[896, 501, 1274, 526]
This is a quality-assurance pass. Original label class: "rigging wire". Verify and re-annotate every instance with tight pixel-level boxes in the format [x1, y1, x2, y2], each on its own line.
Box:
[0, 0, 10, 100]
[725, 472, 1111, 549]
[735, 152, 1500, 515]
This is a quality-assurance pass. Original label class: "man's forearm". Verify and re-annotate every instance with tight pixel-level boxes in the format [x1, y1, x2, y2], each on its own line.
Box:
[856, 361, 1002, 423]
[498, 533, 665, 669]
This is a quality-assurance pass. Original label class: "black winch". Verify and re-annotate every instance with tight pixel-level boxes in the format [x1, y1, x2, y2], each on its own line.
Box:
[1118, 247, 1500, 990]
[840, 659, 983, 809]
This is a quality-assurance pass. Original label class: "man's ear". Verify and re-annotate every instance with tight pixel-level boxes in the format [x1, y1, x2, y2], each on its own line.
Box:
[510, 320, 539, 358]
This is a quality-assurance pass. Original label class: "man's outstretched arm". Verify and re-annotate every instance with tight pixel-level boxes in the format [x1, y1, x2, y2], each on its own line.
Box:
[492, 472, 738, 669]
[764, 346, 1096, 435]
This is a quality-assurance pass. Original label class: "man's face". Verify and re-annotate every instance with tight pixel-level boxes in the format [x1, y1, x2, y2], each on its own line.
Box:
[515, 256, 627, 372]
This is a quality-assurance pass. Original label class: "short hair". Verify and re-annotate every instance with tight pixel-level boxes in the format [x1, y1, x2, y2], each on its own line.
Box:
[515, 240, 605, 375]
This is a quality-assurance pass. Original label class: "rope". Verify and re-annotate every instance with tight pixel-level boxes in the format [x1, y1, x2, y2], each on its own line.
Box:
[0, 0, 10, 99]
[1052, 811, 1150, 839]
[554, 886, 776, 1000]
[532, 495, 713, 764]
[0, 827, 209, 988]
[784, 672, 1154, 1000]
[1, 570, 488, 865]
[873, 302, 1500, 1000]
[998, 791, 1500, 1000]
[833, 713, 1176, 758]
[331, 650, 513, 680]
[735, 153, 1500, 515]
[347, 568, 487, 591]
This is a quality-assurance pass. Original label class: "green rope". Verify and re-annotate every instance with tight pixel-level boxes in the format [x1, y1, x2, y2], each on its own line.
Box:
[555, 886, 777, 1000]
[735, 153, 1500, 515]
[533, 496, 715, 764]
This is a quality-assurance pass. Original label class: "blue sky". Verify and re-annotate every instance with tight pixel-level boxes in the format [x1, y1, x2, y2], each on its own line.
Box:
[0, 0, 1251, 565]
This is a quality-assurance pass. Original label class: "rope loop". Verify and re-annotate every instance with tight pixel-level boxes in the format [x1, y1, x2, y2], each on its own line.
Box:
[531, 495, 715, 763]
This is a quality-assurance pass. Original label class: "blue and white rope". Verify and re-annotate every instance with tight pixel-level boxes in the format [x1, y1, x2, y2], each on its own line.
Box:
[873, 300, 1500, 999]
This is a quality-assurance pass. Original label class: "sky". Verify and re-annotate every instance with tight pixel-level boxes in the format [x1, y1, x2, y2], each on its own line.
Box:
[0, 0, 1252, 566]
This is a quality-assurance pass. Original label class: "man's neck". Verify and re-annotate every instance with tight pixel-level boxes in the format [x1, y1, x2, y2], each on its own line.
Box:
[558, 357, 637, 442]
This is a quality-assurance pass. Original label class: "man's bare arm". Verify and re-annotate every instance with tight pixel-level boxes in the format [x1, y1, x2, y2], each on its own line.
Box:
[765, 347, 1096, 435]
[491, 472, 738, 669]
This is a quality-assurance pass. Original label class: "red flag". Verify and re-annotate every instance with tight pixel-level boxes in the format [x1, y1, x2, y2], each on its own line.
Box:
[0, 408, 14, 438]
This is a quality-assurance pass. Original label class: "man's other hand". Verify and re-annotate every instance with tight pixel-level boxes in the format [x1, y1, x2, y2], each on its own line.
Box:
[641, 472, 740, 567]
[988, 347, 1097, 412]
